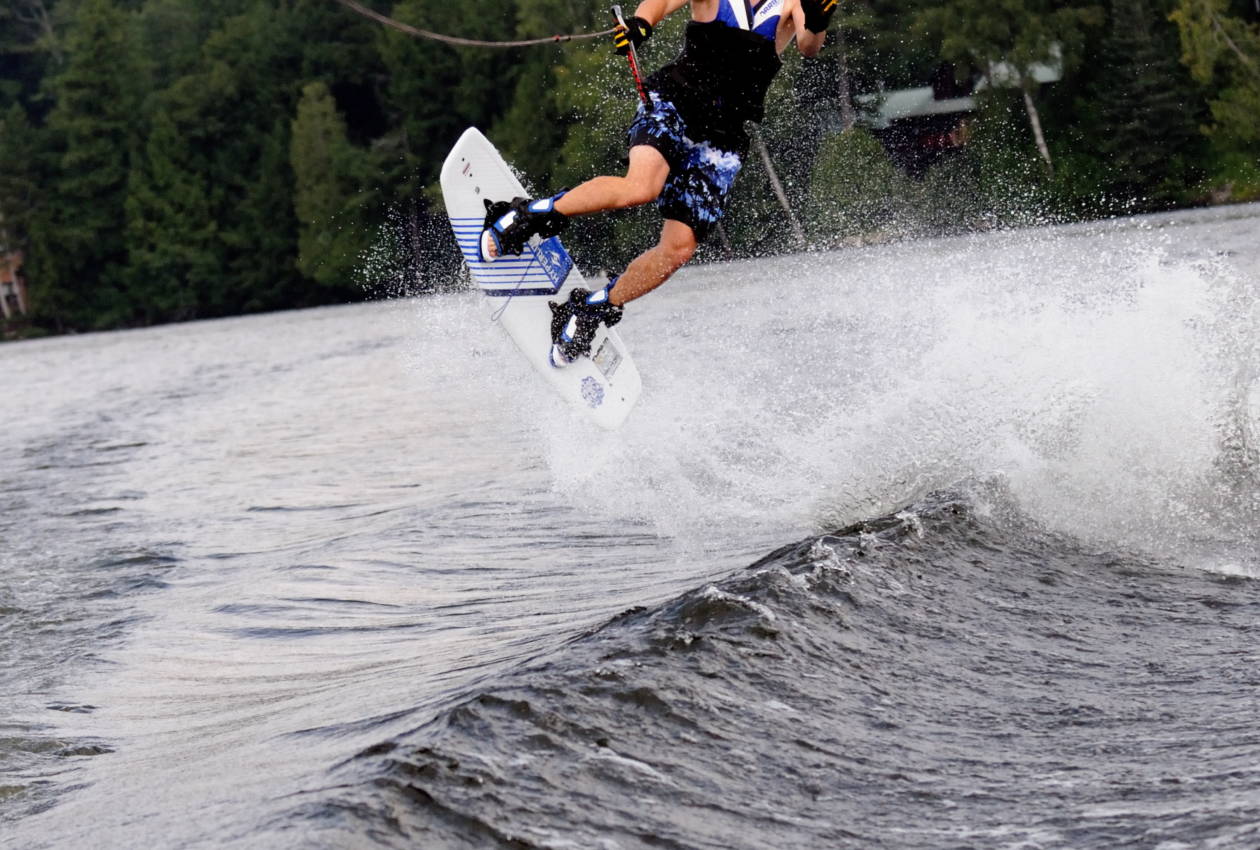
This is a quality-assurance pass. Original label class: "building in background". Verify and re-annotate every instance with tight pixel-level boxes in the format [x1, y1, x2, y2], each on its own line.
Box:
[860, 58, 1063, 176]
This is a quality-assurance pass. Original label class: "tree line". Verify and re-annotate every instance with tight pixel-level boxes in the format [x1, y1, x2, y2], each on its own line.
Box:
[0, 0, 1256, 335]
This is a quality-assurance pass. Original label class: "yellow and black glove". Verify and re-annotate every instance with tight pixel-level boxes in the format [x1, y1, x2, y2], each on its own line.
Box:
[800, 0, 838, 34]
[613, 16, 652, 55]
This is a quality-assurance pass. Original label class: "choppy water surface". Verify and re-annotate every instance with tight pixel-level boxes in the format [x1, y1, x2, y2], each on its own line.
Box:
[2, 204, 1259, 848]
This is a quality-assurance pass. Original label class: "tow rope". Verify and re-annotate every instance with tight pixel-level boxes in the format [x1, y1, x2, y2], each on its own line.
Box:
[333, 0, 615, 48]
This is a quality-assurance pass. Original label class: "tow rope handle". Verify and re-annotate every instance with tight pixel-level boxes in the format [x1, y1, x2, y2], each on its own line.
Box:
[611, 5, 650, 107]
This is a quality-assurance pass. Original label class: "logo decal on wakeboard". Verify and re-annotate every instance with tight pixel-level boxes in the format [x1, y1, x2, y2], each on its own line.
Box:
[535, 237, 574, 291]
[580, 376, 605, 408]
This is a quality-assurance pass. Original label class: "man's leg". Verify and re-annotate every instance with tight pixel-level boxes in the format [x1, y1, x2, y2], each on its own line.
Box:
[553, 145, 670, 217]
[548, 219, 696, 365]
[609, 219, 697, 306]
[484, 146, 669, 260]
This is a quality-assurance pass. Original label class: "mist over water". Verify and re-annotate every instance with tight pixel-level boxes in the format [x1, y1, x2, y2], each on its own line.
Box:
[3, 204, 1258, 848]
[534, 207, 1259, 567]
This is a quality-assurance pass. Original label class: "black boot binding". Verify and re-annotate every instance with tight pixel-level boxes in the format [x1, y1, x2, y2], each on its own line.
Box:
[548, 282, 623, 367]
[478, 195, 568, 262]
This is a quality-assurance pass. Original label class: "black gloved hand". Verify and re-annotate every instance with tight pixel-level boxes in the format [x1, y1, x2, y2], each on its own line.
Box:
[800, 0, 838, 33]
[613, 15, 652, 55]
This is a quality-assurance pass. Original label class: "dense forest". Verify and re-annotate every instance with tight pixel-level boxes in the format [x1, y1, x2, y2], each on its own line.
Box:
[0, 0, 1257, 335]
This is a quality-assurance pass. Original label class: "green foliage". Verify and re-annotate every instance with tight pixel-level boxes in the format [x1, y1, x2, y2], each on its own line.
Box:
[30, 0, 142, 329]
[1170, 0, 1260, 197]
[808, 128, 903, 243]
[1206, 148, 1260, 200]
[135, 0, 249, 88]
[291, 81, 374, 291]
[1170, 0, 1260, 84]
[916, 0, 1103, 176]
[0, 104, 42, 249]
[228, 118, 303, 313]
[916, 0, 1103, 81]
[1207, 81, 1260, 146]
[0, 0, 1252, 334]
[852, 0, 942, 91]
[1091, 0, 1205, 210]
[125, 108, 218, 323]
[378, 0, 519, 193]
[495, 0, 604, 182]
[0, 0, 62, 112]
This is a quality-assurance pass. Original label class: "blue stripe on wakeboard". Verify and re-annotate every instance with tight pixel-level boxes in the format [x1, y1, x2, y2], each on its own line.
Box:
[461, 259, 543, 270]
[457, 251, 540, 260]
[465, 265, 552, 277]
[449, 218, 566, 294]
[456, 249, 539, 263]
[480, 287, 560, 297]
[455, 241, 539, 259]
[459, 255, 544, 267]
[471, 264, 551, 271]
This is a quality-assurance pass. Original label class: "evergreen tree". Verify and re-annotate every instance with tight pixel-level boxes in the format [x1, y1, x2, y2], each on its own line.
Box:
[0, 104, 42, 253]
[493, 49, 573, 185]
[0, 0, 62, 112]
[289, 0, 384, 108]
[30, 0, 142, 329]
[135, 0, 252, 89]
[224, 117, 302, 313]
[377, 0, 520, 192]
[125, 108, 218, 323]
[154, 3, 308, 316]
[496, 0, 605, 183]
[290, 81, 374, 292]
[1094, 0, 1205, 210]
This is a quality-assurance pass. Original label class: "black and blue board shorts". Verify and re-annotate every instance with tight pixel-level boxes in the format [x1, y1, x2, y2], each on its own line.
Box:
[626, 93, 744, 242]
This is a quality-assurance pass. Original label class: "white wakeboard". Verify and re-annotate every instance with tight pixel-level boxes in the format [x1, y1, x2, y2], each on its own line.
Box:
[439, 127, 642, 430]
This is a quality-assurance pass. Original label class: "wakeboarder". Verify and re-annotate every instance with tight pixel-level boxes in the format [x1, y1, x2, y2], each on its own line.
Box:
[477, 0, 837, 366]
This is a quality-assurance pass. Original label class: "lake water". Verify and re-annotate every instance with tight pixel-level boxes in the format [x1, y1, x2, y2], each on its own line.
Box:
[3, 203, 1259, 848]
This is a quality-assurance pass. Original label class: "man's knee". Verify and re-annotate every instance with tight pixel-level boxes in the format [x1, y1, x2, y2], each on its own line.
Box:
[623, 180, 662, 208]
[660, 228, 697, 268]
[623, 146, 669, 207]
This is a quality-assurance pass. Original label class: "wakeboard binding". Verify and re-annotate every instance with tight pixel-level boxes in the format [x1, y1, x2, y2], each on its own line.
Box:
[548, 283, 623, 367]
[479, 195, 568, 262]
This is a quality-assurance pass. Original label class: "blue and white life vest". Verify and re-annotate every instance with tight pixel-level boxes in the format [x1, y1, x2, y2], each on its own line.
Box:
[714, 0, 784, 42]
[644, 0, 786, 141]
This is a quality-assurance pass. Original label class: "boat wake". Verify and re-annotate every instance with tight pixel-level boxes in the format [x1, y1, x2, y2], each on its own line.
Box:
[328, 488, 1260, 849]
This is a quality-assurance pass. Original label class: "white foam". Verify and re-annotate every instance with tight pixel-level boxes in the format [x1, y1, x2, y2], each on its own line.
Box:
[515, 206, 1260, 574]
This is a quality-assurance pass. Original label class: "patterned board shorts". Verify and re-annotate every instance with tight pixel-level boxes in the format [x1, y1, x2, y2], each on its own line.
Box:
[626, 93, 744, 241]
